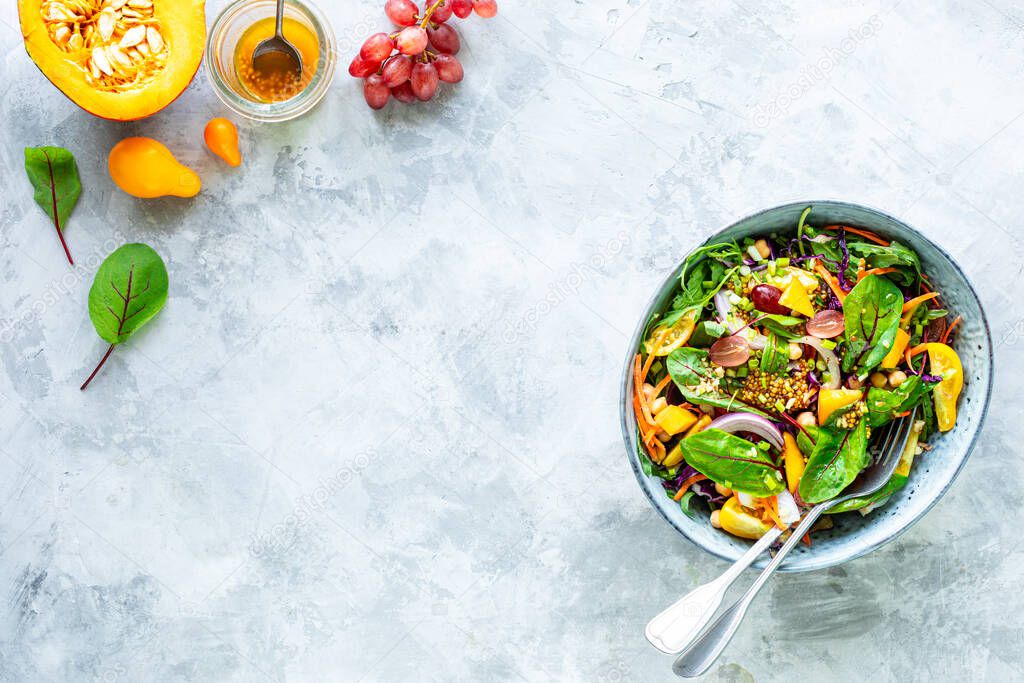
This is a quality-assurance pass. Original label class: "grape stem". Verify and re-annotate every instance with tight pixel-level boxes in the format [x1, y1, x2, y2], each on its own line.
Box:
[419, 0, 446, 27]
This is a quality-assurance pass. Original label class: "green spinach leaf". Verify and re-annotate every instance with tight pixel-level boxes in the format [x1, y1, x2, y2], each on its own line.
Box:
[865, 375, 928, 427]
[798, 420, 869, 503]
[81, 243, 169, 390]
[24, 146, 81, 265]
[842, 274, 903, 375]
[847, 240, 921, 286]
[666, 347, 768, 416]
[679, 428, 785, 497]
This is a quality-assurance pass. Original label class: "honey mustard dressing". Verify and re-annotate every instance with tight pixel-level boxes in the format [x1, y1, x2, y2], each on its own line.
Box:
[233, 16, 318, 102]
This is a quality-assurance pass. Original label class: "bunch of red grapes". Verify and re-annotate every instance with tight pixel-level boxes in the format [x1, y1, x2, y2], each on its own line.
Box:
[349, 0, 498, 109]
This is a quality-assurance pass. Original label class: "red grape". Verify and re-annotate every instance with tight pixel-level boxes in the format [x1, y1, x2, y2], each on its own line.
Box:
[385, 0, 419, 26]
[364, 74, 390, 109]
[396, 26, 428, 55]
[410, 61, 439, 100]
[709, 335, 751, 367]
[472, 0, 497, 18]
[806, 309, 845, 338]
[391, 81, 417, 103]
[381, 54, 414, 87]
[450, 0, 471, 18]
[432, 53, 463, 82]
[427, 23, 460, 54]
[348, 55, 380, 78]
[750, 284, 789, 315]
[360, 32, 395, 62]
[430, 1, 452, 22]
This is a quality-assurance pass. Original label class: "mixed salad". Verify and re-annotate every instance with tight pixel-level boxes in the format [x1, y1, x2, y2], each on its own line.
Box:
[631, 208, 964, 543]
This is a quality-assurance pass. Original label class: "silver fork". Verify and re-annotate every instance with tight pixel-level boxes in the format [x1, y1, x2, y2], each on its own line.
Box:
[672, 410, 918, 678]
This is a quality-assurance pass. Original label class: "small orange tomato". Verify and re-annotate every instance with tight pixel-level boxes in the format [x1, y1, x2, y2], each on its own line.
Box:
[204, 117, 242, 167]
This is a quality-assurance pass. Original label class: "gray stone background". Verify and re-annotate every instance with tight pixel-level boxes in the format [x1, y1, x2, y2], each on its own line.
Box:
[2, 0, 1023, 681]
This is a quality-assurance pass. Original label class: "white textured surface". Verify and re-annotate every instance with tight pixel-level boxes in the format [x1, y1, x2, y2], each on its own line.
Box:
[2, 1, 1023, 681]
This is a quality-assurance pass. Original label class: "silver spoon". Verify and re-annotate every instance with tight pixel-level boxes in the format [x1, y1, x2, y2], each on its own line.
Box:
[672, 410, 918, 678]
[251, 0, 302, 80]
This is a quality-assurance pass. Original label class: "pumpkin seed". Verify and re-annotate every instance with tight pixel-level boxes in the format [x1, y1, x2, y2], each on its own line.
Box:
[145, 26, 163, 52]
[91, 46, 113, 75]
[97, 7, 116, 41]
[119, 24, 146, 47]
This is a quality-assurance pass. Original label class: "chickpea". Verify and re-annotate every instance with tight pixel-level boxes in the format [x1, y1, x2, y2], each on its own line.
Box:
[847, 376, 863, 390]
[710, 509, 722, 529]
[651, 396, 668, 415]
[714, 483, 732, 497]
[642, 383, 656, 402]
[889, 370, 907, 388]
[796, 411, 817, 428]
[656, 429, 671, 442]
[870, 372, 888, 388]
[787, 343, 803, 360]
[754, 238, 771, 259]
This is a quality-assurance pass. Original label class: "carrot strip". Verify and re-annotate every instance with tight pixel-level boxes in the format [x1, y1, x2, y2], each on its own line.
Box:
[942, 315, 962, 344]
[823, 225, 890, 246]
[908, 343, 930, 357]
[633, 355, 655, 427]
[673, 474, 707, 501]
[859, 267, 897, 281]
[894, 410, 911, 418]
[902, 292, 939, 313]
[813, 261, 846, 303]
[763, 497, 785, 530]
[802, 532, 812, 547]
[652, 374, 672, 398]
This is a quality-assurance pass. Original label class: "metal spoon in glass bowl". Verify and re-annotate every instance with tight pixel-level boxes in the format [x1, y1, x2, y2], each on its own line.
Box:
[251, 0, 302, 81]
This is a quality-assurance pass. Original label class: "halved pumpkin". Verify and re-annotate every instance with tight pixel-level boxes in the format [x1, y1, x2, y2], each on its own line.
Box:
[18, 0, 205, 120]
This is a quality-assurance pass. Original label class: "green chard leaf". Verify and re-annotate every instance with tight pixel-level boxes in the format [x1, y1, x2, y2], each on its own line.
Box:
[24, 146, 81, 265]
[665, 347, 768, 416]
[828, 420, 923, 514]
[798, 420, 869, 504]
[841, 274, 903, 375]
[679, 428, 785, 497]
[80, 244, 169, 390]
[865, 376, 929, 428]
[759, 332, 788, 374]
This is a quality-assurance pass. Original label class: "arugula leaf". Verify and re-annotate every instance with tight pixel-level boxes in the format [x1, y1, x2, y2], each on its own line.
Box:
[677, 489, 700, 518]
[679, 428, 785, 497]
[24, 146, 81, 265]
[673, 242, 742, 312]
[865, 376, 928, 428]
[847, 240, 921, 285]
[665, 347, 768, 416]
[842, 274, 903, 375]
[81, 244, 169, 390]
[798, 420, 869, 503]
[759, 332, 787, 374]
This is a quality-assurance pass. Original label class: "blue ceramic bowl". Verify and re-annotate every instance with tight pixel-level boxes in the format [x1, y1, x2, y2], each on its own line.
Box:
[620, 201, 993, 572]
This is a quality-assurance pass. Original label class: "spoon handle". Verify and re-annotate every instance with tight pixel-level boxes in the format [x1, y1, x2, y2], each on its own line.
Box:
[645, 526, 782, 654]
[275, 0, 285, 37]
[672, 505, 828, 677]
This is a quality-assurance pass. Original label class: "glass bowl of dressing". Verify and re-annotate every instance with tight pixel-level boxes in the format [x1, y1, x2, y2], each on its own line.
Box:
[205, 0, 335, 122]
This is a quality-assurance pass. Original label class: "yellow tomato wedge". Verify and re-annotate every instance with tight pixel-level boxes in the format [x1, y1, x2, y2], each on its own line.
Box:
[719, 496, 774, 540]
[922, 343, 963, 431]
[646, 309, 697, 356]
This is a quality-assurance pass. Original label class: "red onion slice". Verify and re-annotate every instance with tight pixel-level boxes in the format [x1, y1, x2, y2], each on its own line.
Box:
[707, 412, 785, 452]
[794, 335, 841, 389]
